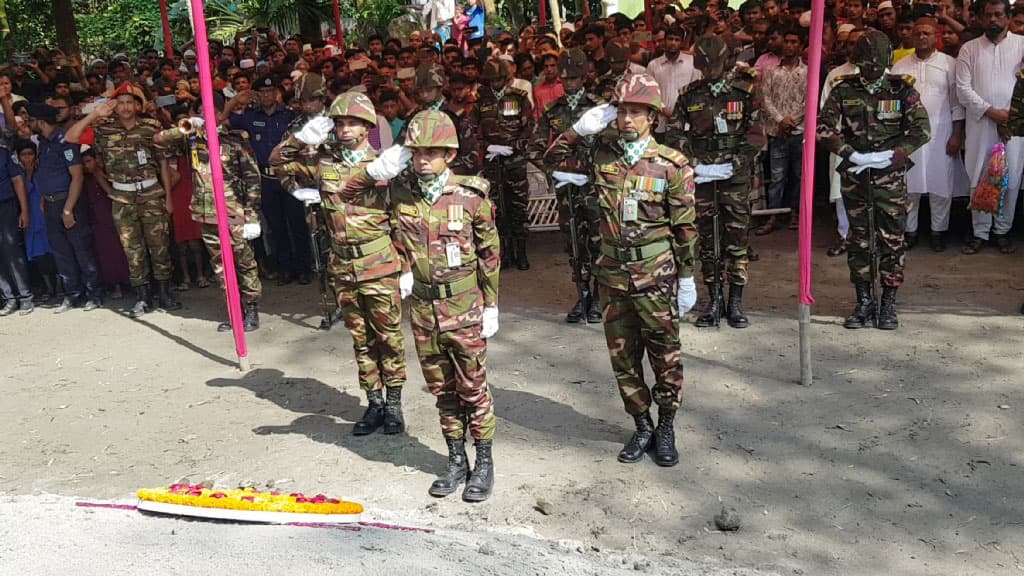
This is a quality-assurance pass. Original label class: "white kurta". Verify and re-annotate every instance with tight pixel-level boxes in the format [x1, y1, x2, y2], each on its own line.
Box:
[892, 51, 969, 197]
[820, 62, 857, 202]
[646, 53, 701, 134]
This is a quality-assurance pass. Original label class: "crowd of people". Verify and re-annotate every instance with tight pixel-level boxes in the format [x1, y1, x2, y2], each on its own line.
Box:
[0, 0, 1021, 500]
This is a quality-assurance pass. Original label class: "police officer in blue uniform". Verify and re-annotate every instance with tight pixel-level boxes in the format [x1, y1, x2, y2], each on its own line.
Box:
[222, 76, 310, 284]
[24, 103, 100, 313]
[0, 112, 33, 316]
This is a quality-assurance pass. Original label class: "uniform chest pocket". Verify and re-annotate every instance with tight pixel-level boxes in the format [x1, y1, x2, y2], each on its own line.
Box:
[637, 191, 666, 221]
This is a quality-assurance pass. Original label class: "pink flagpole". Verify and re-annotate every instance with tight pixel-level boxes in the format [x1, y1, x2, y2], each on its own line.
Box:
[190, 0, 250, 370]
[798, 0, 825, 386]
[159, 0, 174, 58]
[333, 0, 344, 47]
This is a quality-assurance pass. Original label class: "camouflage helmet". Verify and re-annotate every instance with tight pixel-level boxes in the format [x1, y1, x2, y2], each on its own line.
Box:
[480, 59, 511, 81]
[404, 110, 459, 149]
[327, 90, 377, 125]
[296, 73, 326, 101]
[613, 72, 664, 112]
[693, 35, 730, 72]
[415, 63, 446, 90]
[559, 48, 588, 78]
[850, 28, 893, 70]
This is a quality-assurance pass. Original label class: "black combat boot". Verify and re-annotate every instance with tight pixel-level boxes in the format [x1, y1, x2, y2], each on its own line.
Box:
[618, 411, 655, 463]
[843, 282, 876, 329]
[586, 283, 602, 323]
[515, 238, 529, 270]
[877, 286, 899, 330]
[726, 283, 749, 329]
[156, 280, 182, 311]
[694, 284, 724, 328]
[462, 439, 494, 502]
[243, 302, 260, 332]
[352, 389, 386, 436]
[500, 238, 512, 270]
[130, 285, 149, 318]
[652, 408, 679, 467]
[566, 298, 585, 323]
[429, 438, 470, 497]
[381, 386, 405, 435]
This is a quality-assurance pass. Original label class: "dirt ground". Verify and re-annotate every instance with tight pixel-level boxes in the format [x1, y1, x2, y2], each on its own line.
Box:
[1, 222, 1021, 575]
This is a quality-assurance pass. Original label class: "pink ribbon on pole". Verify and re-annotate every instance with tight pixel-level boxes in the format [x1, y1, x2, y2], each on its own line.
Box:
[190, 0, 249, 368]
[159, 0, 174, 58]
[333, 0, 344, 47]
[798, 1, 825, 306]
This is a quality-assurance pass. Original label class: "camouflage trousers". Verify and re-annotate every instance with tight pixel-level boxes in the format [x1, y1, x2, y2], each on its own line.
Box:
[555, 183, 601, 284]
[332, 273, 406, 392]
[412, 322, 495, 441]
[840, 169, 907, 287]
[696, 180, 751, 286]
[111, 195, 173, 286]
[200, 223, 262, 303]
[484, 153, 529, 238]
[600, 280, 684, 415]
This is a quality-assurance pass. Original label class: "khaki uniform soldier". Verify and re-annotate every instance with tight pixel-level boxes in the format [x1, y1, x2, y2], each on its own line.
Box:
[546, 73, 698, 467]
[668, 36, 765, 329]
[153, 118, 263, 331]
[388, 111, 501, 502]
[818, 30, 930, 330]
[397, 64, 480, 175]
[530, 48, 606, 324]
[67, 82, 181, 317]
[271, 92, 408, 436]
[478, 59, 535, 270]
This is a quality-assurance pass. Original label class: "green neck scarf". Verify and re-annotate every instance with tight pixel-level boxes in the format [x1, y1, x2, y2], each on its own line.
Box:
[619, 136, 651, 166]
[341, 146, 367, 168]
[418, 169, 451, 204]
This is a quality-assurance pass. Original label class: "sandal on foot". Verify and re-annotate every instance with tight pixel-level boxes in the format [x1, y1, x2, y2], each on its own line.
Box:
[962, 236, 984, 255]
[994, 235, 1016, 254]
[827, 240, 848, 257]
[197, 277, 211, 288]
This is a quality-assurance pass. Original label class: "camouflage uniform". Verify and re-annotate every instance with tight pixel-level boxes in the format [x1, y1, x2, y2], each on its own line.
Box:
[273, 93, 407, 399]
[478, 60, 535, 267]
[530, 49, 606, 322]
[397, 64, 481, 175]
[545, 73, 697, 467]
[818, 30, 930, 330]
[391, 110, 500, 501]
[91, 118, 176, 291]
[595, 42, 631, 103]
[668, 37, 765, 328]
[153, 125, 263, 307]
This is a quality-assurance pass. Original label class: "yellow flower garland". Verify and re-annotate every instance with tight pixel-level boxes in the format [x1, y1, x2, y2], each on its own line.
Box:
[137, 485, 363, 515]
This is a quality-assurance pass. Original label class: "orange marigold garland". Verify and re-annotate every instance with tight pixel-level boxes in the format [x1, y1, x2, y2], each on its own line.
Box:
[137, 484, 364, 515]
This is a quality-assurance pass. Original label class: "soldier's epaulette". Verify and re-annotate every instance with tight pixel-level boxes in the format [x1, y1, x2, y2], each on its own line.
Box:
[1018, 70, 1024, 80]
[543, 100, 558, 114]
[139, 117, 163, 129]
[657, 145, 687, 167]
[833, 74, 858, 86]
[507, 86, 529, 98]
[450, 174, 490, 197]
[891, 73, 916, 87]
[678, 83, 693, 97]
[586, 92, 606, 106]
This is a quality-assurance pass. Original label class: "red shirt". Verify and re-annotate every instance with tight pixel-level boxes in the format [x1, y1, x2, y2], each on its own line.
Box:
[533, 78, 564, 119]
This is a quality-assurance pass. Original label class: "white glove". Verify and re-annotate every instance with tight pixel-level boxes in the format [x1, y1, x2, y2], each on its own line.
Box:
[481, 306, 499, 339]
[848, 160, 892, 174]
[242, 223, 262, 240]
[291, 187, 321, 206]
[551, 170, 589, 188]
[694, 163, 734, 182]
[399, 272, 413, 300]
[677, 276, 697, 316]
[366, 145, 412, 181]
[294, 116, 334, 146]
[572, 103, 618, 137]
[485, 144, 514, 161]
[180, 116, 204, 133]
[848, 150, 894, 166]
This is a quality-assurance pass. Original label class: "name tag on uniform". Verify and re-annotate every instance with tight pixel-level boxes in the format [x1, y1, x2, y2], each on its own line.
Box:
[600, 164, 620, 175]
[842, 99, 864, 106]
[108, 134, 123, 143]
[726, 101, 743, 120]
[137, 149, 148, 165]
[480, 105, 495, 113]
[253, 121, 266, 127]
[622, 197, 639, 222]
[447, 204, 463, 231]
[687, 104, 704, 112]
[321, 168, 340, 181]
[501, 101, 519, 116]
[399, 204, 419, 216]
[445, 242, 462, 267]
[715, 116, 729, 134]
[877, 99, 902, 120]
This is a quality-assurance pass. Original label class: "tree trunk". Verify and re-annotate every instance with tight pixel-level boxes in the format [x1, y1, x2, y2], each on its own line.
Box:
[52, 0, 80, 59]
[482, 0, 497, 23]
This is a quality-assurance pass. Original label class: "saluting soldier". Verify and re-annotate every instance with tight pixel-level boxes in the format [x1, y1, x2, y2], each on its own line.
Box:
[67, 82, 181, 316]
[668, 36, 765, 329]
[153, 115, 263, 332]
[818, 29, 930, 330]
[545, 74, 698, 468]
[530, 48, 606, 324]
[387, 111, 501, 502]
[271, 92, 409, 436]
[397, 64, 480, 175]
[478, 59, 535, 270]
